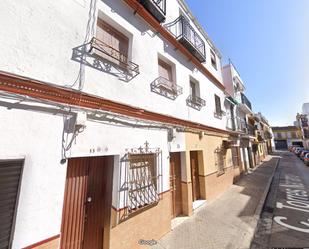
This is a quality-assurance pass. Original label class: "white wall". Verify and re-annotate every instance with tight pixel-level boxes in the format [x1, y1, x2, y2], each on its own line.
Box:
[0, 0, 230, 246]
[0, 0, 227, 132]
[0, 106, 66, 249]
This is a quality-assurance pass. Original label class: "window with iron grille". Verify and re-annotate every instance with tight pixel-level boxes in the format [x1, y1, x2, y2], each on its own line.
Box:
[118, 143, 162, 221]
[215, 147, 225, 175]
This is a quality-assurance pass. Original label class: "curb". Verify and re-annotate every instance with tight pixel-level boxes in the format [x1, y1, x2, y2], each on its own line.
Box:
[253, 156, 280, 218]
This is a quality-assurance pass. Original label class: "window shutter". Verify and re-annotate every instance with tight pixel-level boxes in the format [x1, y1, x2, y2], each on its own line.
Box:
[158, 59, 173, 83]
[96, 19, 129, 65]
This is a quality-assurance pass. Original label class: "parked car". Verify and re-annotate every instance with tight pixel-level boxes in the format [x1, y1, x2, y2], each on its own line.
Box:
[300, 150, 309, 160]
[294, 147, 304, 156]
[291, 146, 300, 153]
[289, 145, 299, 152]
[304, 154, 309, 166]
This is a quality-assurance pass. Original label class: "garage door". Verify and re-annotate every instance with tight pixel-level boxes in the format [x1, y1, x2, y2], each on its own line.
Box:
[0, 160, 24, 249]
[275, 140, 288, 150]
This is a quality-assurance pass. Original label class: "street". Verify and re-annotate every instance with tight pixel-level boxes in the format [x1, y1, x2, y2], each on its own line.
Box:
[251, 152, 309, 249]
[152, 156, 279, 249]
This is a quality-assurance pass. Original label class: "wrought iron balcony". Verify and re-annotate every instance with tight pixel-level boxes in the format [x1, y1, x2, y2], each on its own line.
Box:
[241, 93, 252, 110]
[87, 37, 139, 77]
[165, 16, 206, 63]
[150, 77, 183, 100]
[226, 117, 236, 131]
[139, 0, 166, 23]
[186, 94, 206, 110]
[235, 118, 247, 133]
[214, 110, 226, 119]
[247, 124, 256, 136]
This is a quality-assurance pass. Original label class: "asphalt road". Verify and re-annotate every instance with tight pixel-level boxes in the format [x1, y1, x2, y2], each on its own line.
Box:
[251, 152, 309, 249]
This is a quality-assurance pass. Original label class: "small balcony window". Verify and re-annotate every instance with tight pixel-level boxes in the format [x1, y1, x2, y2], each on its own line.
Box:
[186, 80, 206, 110]
[151, 58, 182, 99]
[210, 50, 217, 70]
[76, 18, 139, 81]
[214, 94, 224, 118]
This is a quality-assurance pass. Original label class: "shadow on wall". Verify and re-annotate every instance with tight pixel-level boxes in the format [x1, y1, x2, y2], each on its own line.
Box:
[71, 42, 139, 82]
[0, 98, 78, 164]
[163, 42, 196, 72]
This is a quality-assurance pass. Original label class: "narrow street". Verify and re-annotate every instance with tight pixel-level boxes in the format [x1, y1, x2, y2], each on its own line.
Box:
[151, 156, 279, 249]
[251, 152, 309, 248]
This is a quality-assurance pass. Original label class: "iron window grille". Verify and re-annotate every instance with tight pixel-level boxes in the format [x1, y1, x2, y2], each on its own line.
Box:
[186, 94, 206, 111]
[164, 16, 206, 62]
[231, 147, 240, 168]
[118, 142, 162, 222]
[215, 147, 226, 175]
[150, 76, 183, 100]
[88, 37, 139, 77]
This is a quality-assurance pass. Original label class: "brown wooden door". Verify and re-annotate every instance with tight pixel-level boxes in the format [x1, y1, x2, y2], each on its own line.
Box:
[170, 153, 182, 218]
[190, 151, 200, 201]
[60, 156, 113, 249]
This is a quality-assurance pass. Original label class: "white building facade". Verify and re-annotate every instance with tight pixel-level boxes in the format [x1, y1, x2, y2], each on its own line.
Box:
[0, 1, 270, 249]
[0, 0, 230, 249]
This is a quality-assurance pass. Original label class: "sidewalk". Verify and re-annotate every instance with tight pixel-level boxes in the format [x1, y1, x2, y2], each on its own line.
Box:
[151, 155, 280, 249]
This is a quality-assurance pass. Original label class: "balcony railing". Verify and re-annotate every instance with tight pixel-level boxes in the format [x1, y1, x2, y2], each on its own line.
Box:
[247, 124, 256, 136]
[236, 118, 247, 133]
[150, 76, 183, 100]
[226, 117, 236, 131]
[186, 94, 206, 111]
[241, 93, 252, 110]
[214, 110, 226, 119]
[165, 16, 206, 63]
[139, 0, 166, 23]
[88, 37, 139, 77]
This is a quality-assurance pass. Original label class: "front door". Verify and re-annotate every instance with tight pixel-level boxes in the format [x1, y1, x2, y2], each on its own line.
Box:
[60, 156, 113, 249]
[190, 151, 200, 201]
[170, 152, 182, 218]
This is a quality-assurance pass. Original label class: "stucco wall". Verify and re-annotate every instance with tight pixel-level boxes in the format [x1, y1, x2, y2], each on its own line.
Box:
[0, 107, 66, 249]
[0, 0, 227, 131]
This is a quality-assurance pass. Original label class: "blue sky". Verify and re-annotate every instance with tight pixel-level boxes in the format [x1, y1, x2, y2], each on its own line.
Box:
[186, 0, 309, 126]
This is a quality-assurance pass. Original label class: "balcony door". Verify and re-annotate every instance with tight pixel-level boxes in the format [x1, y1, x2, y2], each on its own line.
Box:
[190, 80, 198, 102]
[158, 59, 173, 89]
[96, 19, 129, 67]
